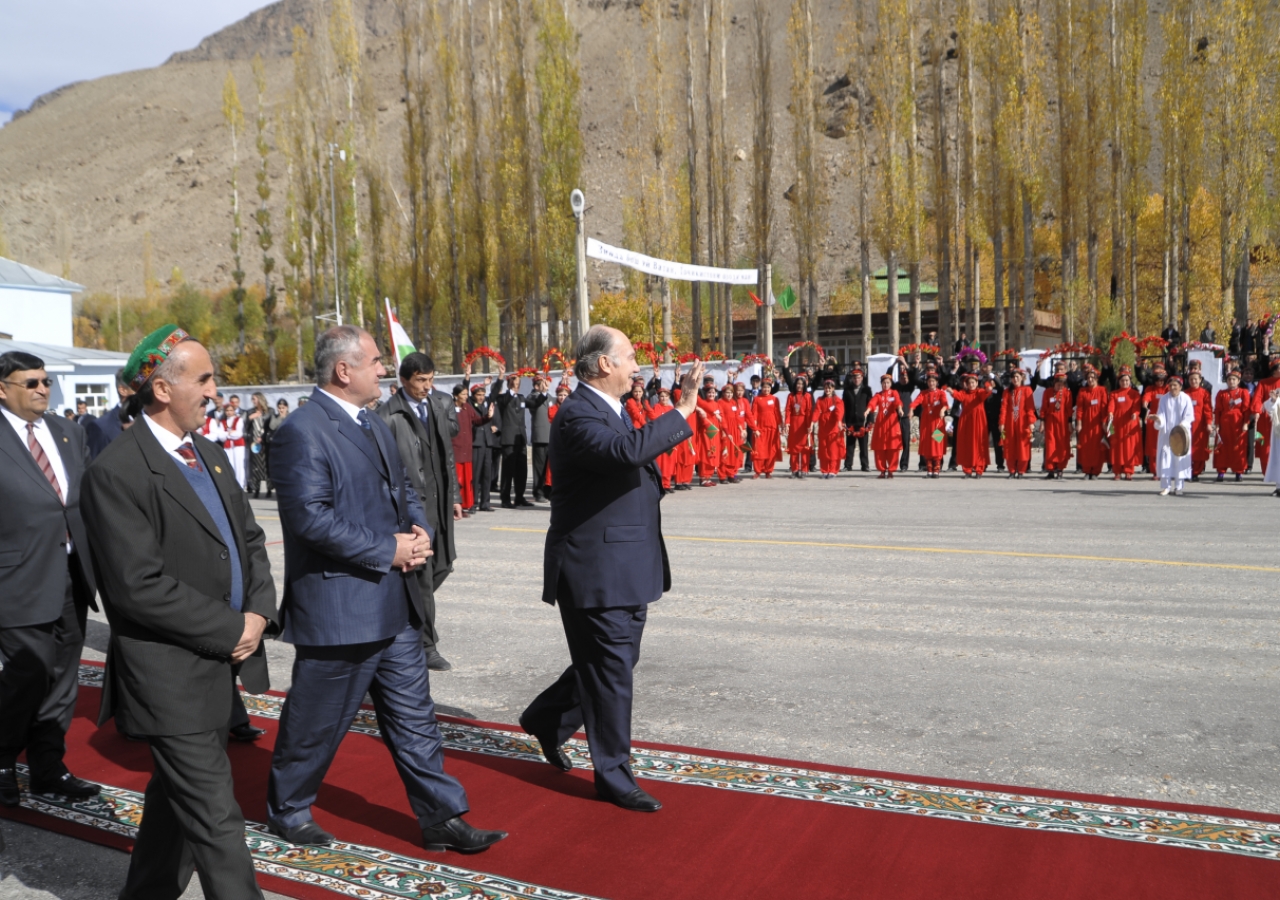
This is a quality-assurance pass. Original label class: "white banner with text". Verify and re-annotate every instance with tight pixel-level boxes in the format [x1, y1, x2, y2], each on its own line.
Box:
[587, 237, 759, 285]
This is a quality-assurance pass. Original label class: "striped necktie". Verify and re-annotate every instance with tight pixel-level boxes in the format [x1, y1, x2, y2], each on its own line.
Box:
[26, 422, 63, 503]
[176, 441, 203, 472]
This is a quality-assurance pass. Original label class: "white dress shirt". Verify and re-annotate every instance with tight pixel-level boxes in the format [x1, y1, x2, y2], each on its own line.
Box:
[319, 389, 365, 424]
[3, 406, 70, 501]
[142, 412, 196, 467]
[582, 383, 624, 420]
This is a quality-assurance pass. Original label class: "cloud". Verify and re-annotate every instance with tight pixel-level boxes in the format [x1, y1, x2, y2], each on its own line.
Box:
[0, 0, 272, 117]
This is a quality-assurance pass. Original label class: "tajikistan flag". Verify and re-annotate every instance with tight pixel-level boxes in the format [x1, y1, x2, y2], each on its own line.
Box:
[385, 298, 417, 365]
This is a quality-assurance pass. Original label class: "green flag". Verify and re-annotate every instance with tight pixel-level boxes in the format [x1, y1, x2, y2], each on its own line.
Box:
[777, 285, 797, 311]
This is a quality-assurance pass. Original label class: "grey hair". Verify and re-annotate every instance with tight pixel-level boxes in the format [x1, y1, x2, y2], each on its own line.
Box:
[573, 325, 623, 381]
[315, 325, 366, 386]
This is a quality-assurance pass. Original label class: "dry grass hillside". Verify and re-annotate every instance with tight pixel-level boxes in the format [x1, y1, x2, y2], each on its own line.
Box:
[0, 0, 878, 300]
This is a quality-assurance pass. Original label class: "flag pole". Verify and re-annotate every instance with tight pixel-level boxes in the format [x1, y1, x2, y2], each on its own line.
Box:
[764, 263, 774, 360]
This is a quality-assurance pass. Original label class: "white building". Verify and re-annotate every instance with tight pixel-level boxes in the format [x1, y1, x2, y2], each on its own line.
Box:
[0, 256, 82, 346]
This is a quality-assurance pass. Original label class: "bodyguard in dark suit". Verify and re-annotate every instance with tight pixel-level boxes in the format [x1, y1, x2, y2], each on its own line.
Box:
[267, 326, 505, 853]
[492, 370, 535, 508]
[81, 327, 278, 900]
[83, 368, 134, 459]
[521, 326, 703, 813]
[377, 352, 462, 672]
[528, 375, 553, 502]
[841, 365, 872, 471]
[0, 351, 100, 807]
[467, 381, 500, 511]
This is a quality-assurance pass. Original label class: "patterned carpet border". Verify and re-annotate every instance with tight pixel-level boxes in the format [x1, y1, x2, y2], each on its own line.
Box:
[76, 665, 1280, 863]
[10, 764, 601, 900]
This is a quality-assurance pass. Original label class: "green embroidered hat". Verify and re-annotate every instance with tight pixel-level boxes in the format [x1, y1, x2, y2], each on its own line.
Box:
[123, 324, 191, 391]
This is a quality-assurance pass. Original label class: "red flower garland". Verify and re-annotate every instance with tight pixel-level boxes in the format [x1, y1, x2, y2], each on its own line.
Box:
[515, 367, 540, 379]
[994, 348, 1021, 360]
[1169, 341, 1225, 358]
[464, 346, 506, 370]
[898, 343, 942, 357]
[1038, 341, 1102, 361]
[1107, 332, 1141, 360]
[677, 351, 702, 364]
[704, 350, 727, 361]
[737, 353, 772, 367]
[784, 340, 826, 363]
[1136, 335, 1168, 355]
[541, 347, 570, 373]
[632, 341, 657, 364]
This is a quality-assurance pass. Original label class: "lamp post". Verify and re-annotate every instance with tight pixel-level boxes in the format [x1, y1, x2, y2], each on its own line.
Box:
[571, 189, 588, 345]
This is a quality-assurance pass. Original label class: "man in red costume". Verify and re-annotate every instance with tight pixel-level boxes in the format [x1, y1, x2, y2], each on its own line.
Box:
[867, 373, 904, 477]
[999, 368, 1036, 478]
[1074, 365, 1109, 479]
[784, 376, 814, 478]
[1107, 368, 1141, 480]
[910, 372, 950, 478]
[814, 379, 845, 478]
[1214, 369, 1251, 480]
[1183, 370, 1213, 481]
[1040, 371, 1074, 479]
[950, 372, 993, 477]
[750, 384, 783, 479]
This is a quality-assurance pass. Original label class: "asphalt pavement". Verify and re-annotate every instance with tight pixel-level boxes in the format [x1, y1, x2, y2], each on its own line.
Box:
[4, 452, 1278, 897]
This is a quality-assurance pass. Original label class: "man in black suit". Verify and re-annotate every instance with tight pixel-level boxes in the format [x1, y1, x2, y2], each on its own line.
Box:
[0, 351, 100, 807]
[377, 352, 462, 672]
[528, 375, 553, 502]
[841, 364, 872, 471]
[84, 368, 134, 458]
[491, 369, 535, 508]
[467, 381, 499, 511]
[521, 326, 702, 813]
[81, 326, 278, 900]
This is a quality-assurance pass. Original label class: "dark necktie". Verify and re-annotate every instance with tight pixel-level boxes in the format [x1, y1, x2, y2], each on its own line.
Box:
[26, 423, 63, 502]
[176, 441, 204, 472]
[418, 400, 430, 429]
[358, 409, 373, 431]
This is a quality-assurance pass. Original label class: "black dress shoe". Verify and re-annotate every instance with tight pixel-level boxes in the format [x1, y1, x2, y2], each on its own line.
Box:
[229, 722, 268, 742]
[271, 820, 334, 845]
[478, 505, 495, 512]
[500, 501, 516, 509]
[515, 499, 536, 508]
[425, 650, 453, 671]
[29, 772, 100, 800]
[530, 734, 572, 772]
[0, 768, 20, 807]
[421, 816, 507, 853]
[600, 787, 662, 812]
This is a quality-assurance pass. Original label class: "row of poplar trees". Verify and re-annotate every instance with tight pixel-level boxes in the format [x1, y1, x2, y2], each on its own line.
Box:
[220, 0, 1280, 375]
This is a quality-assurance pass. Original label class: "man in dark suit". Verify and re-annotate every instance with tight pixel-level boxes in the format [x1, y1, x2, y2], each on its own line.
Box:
[267, 326, 504, 853]
[492, 369, 535, 508]
[377, 351, 461, 672]
[467, 381, 499, 511]
[528, 375, 553, 502]
[81, 326, 278, 900]
[0, 351, 100, 807]
[84, 368, 134, 458]
[520, 326, 702, 813]
[841, 364, 872, 471]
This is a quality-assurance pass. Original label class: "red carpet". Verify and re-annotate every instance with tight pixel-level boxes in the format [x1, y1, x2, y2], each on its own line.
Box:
[5, 673, 1279, 900]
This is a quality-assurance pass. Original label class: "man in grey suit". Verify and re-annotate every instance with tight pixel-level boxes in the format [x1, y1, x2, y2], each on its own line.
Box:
[82, 326, 278, 900]
[377, 351, 462, 671]
[0, 351, 100, 807]
[267, 326, 505, 853]
[528, 374, 553, 502]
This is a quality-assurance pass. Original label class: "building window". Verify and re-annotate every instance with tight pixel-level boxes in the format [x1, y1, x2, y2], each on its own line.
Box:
[75, 383, 111, 416]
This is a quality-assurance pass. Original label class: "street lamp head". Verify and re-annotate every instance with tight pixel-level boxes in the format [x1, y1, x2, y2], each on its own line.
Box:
[570, 188, 585, 219]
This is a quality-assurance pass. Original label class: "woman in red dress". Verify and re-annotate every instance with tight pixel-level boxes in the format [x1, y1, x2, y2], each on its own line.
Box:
[624, 379, 650, 431]
[1141, 365, 1168, 476]
[1040, 371, 1074, 478]
[784, 376, 815, 478]
[1074, 365, 1109, 479]
[717, 384, 742, 483]
[695, 383, 724, 486]
[1106, 368, 1141, 479]
[1213, 369, 1251, 479]
[750, 387, 783, 478]
[910, 371, 950, 477]
[814, 379, 845, 478]
[648, 386, 678, 490]
[950, 372, 993, 476]
[867, 373, 905, 477]
[999, 368, 1036, 478]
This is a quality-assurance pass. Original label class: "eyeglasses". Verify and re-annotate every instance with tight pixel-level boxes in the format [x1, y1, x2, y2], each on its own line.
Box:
[3, 377, 52, 390]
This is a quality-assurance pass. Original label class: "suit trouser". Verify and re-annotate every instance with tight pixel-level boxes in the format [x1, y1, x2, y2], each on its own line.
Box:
[471, 446, 493, 509]
[500, 439, 528, 503]
[520, 604, 647, 799]
[991, 431, 1005, 469]
[0, 570, 86, 778]
[414, 568, 440, 652]
[845, 431, 868, 469]
[899, 421, 912, 470]
[267, 625, 468, 832]
[120, 726, 262, 900]
[531, 443, 549, 498]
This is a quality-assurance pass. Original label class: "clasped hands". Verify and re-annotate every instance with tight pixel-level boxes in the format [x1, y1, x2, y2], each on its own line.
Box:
[393, 525, 434, 573]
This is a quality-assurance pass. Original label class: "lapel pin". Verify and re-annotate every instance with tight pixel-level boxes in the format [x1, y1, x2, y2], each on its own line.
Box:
[215, 466, 223, 474]
[63, 437, 69, 442]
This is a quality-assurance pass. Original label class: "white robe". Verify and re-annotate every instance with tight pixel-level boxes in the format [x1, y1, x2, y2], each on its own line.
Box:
[1154, 391, 1195, 481]
[1263, 398, 1280, 485]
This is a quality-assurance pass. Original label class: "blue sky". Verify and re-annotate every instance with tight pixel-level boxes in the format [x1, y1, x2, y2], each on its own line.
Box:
[0, 0, 272, 125]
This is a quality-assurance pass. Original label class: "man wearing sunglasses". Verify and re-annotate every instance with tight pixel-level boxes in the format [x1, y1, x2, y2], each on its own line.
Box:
[0, 351, 100, 808]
